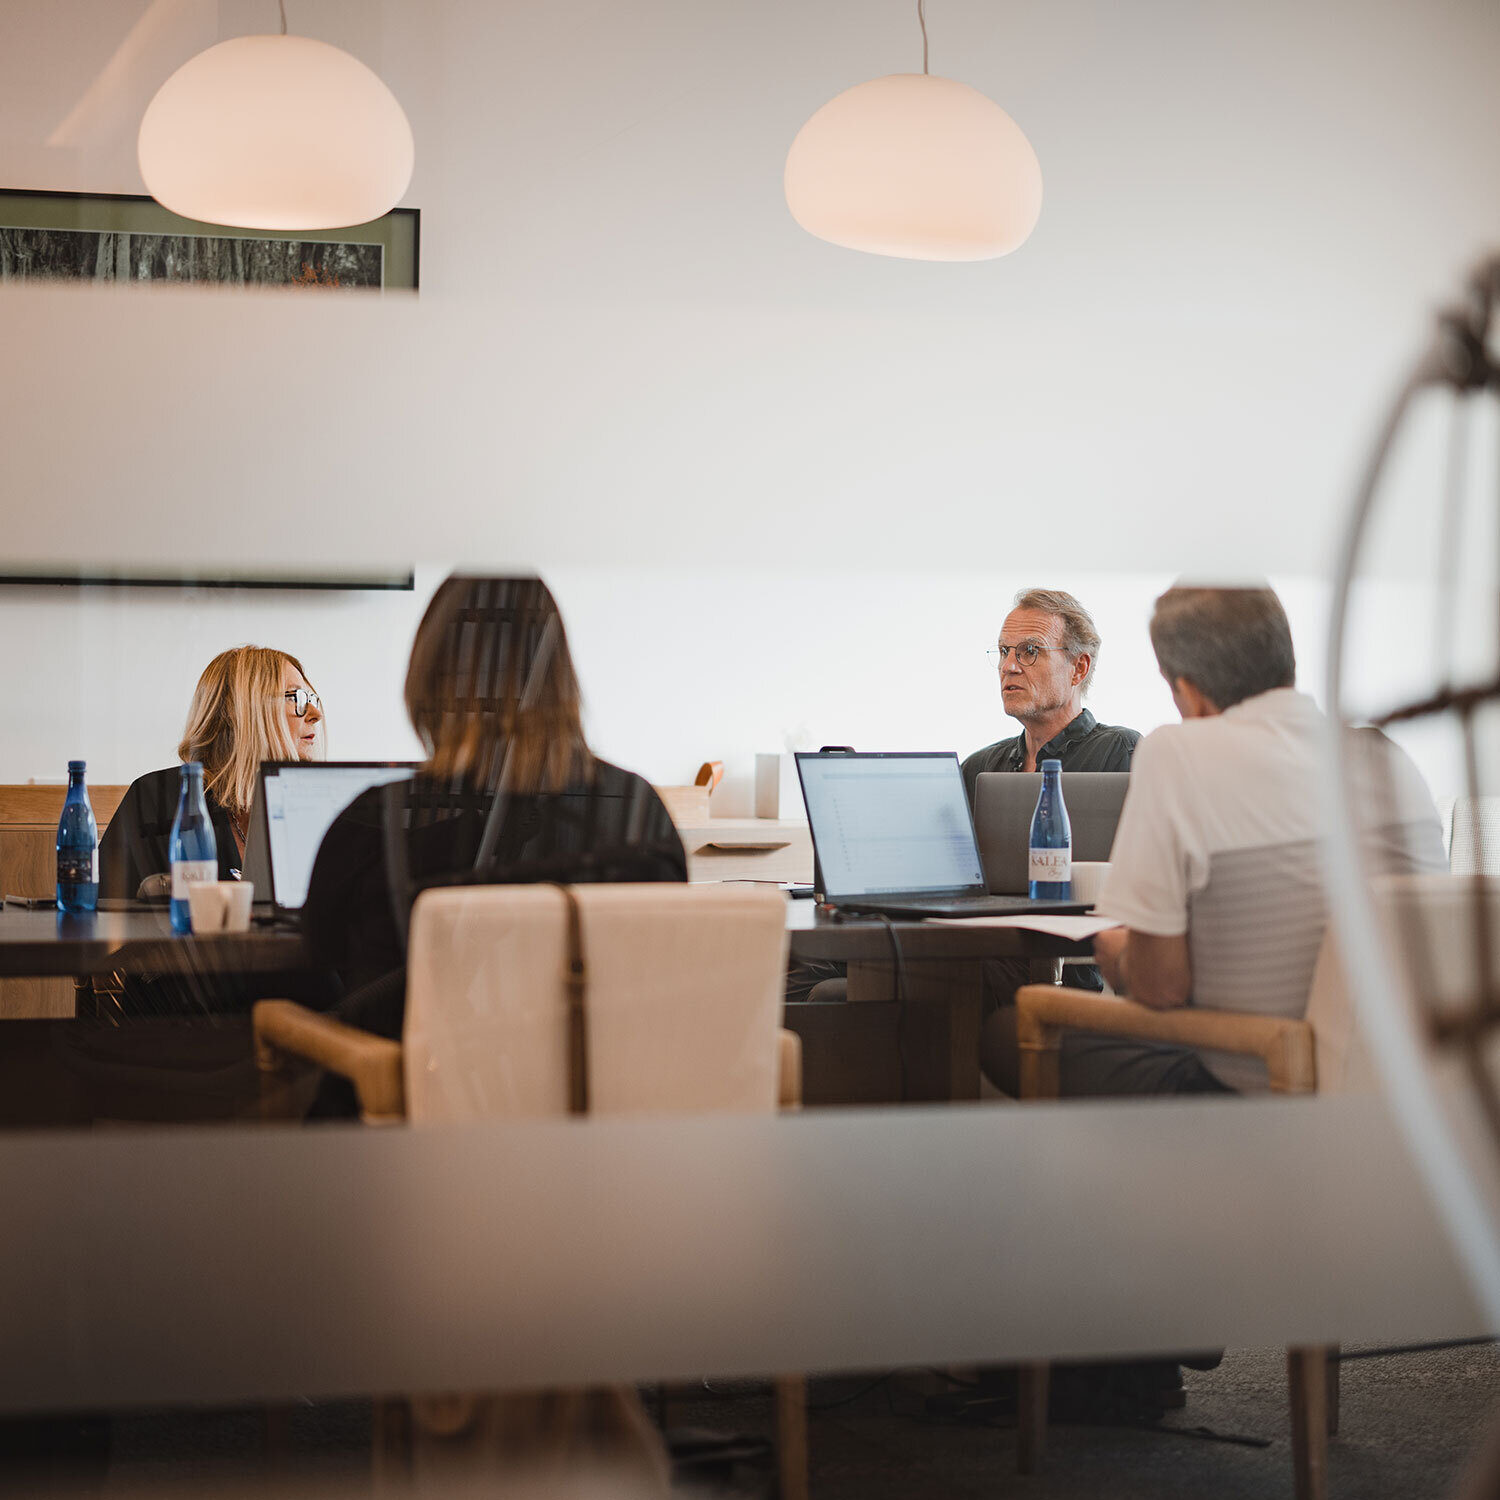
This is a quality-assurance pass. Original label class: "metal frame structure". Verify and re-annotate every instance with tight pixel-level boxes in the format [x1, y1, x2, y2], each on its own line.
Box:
[1325, 252, 1500, 1327]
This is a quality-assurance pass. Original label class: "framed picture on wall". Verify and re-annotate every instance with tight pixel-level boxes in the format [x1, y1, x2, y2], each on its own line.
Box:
[0, 570, 416, 592]
[0, 188, 418, 291]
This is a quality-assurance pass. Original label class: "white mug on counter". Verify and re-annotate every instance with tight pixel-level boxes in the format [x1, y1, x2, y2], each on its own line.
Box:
[1069, 861, 1110, 907]
[187, 880, 254, 934]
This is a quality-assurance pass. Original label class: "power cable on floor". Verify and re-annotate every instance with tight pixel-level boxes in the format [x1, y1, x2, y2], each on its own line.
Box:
[1337, 1337, 1496, 1362]
[808, 1373, 895, 1412]
[870, 914, 912, 1101]
[1142, 1421, 1272, 1450]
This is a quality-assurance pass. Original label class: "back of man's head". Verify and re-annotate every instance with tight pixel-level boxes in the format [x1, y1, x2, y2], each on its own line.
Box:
[1149, 585, 1296, 711]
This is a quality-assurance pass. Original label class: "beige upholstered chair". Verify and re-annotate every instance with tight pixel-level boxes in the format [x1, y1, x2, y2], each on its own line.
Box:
[1012, 928, 1350, 1500]
[255, 882, 805, 1499]
[1441, 795, 1500, 877]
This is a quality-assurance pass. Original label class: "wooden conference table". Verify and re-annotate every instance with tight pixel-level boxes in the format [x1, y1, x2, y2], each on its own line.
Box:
[0, 901, 1093, 1106]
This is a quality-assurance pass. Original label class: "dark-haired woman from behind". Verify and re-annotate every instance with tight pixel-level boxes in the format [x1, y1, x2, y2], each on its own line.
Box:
[302, 574, 686, 1043]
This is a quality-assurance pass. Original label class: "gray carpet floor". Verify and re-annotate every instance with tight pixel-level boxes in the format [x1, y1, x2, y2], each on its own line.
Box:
[744, 1343, 1500, 1499]
[9, 1340, 1492, 1496]
[34, 1339, 1486, 1497]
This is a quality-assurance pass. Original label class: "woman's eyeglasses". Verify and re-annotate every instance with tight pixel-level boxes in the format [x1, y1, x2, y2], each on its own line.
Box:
[283, 688, 322, 718]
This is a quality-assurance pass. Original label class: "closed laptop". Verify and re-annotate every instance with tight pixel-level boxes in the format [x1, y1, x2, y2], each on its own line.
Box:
[974, 771, 1130, 895]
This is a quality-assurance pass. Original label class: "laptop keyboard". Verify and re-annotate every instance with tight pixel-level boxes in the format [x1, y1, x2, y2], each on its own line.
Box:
[897, 895, 1009, 910]
[853, 894, 1045, 913]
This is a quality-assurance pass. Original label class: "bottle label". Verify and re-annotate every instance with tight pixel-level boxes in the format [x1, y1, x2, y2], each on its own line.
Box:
[57, 850, 98, 884]
[171, 860, 217, 901]
[1029, 846, 1071, 884]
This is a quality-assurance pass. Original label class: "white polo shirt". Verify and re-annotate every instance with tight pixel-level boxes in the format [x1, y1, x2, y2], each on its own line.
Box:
[1097, 688, 1443, 1089]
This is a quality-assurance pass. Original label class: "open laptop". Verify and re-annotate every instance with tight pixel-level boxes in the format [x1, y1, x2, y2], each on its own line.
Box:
[795, 750, 1089, 919]
[974, 771, 1130, 895]
[242, 761, 416, 916]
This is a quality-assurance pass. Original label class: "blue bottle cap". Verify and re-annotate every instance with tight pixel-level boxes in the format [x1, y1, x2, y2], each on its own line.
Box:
[68, 759, 85, 773]
[182, 760, 203, 774]
[1041, 758, 1062, 770]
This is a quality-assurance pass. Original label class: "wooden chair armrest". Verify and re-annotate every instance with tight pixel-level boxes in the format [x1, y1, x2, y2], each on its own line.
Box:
[777, 1027, 803, 1111]
[253, 999, 407, 1123]
[1014, 985, 1316, 1097]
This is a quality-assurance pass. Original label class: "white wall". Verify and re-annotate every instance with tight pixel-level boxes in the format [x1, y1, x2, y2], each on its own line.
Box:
[1, 573, 432, 785]
[6, 563, 1426, 815]
[0, 0, 1496, 801]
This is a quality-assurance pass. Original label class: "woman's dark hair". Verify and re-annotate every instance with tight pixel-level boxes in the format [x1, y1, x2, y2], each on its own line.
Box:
[404, 575, 590, 792]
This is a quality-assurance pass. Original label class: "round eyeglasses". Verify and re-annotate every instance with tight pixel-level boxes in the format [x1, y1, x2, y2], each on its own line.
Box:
[985, 642, 1067, 668]
[283, 688, 322, 718]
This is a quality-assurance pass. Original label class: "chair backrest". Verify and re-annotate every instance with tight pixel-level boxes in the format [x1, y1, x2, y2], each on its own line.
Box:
[1376, 871, 1500, 1023]
[1309, 873, 1500, 1096]
[1304, 930, 1369, 1095]
[402, 883, 789, 1124]
[1442, 796, 1500, 876]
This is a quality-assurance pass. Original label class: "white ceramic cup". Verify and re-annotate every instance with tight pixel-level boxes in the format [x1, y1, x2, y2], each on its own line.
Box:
[187, 880, 254, 933]
[221, 880, 254, 932]
[1069, 861, 1110, 906]
[187, 882, 229, 934]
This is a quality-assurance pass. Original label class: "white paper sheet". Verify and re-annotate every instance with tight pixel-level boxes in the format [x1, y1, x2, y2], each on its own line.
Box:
[925, 914, 1123, 939]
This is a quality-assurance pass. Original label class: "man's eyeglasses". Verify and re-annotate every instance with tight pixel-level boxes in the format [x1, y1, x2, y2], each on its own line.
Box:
[283, 688, 322, 718]
[985, 641, 1067, 668]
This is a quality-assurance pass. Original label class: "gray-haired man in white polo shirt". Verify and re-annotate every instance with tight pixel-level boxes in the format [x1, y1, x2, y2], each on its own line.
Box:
[984, 583, 1444, 1097]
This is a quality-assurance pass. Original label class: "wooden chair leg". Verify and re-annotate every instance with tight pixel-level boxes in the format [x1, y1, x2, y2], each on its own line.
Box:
[1016, 1362, 1049, 1473]
[372, 1395, 413, 1491]
[1455, 1406, 1500, 1500]
[773, 1374, 808, 1500]
[1013, 1006, 1064, 1103]
[1326, 1345, 1340, 1436]
[1288, 1346, 1330, 1500]
[261, 1403, 293, 1469]
[73, 976, 99, 1021]
[655, 1382, 676, 1432]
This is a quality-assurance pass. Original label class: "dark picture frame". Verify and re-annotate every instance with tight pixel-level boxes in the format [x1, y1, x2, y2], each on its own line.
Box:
[0, 188, 419, 291]
[0, 571, 416, 592]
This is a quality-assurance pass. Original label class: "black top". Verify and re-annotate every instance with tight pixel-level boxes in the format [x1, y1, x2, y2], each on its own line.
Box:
[99, 766, 239, 901]
[960, 709, 1141, 804]
[301, 757, 687, 1036]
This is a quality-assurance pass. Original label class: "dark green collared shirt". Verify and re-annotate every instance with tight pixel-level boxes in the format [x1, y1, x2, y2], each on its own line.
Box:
[960, 708, 1140, 806]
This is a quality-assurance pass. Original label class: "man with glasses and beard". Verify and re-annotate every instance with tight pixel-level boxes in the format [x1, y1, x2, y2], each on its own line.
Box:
[962, 587, 1139, 796]
[964, 588, 1141, 1084]
[786, 589, 1139, 1009]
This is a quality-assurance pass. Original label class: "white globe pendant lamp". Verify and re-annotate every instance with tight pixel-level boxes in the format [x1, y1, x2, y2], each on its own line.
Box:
[138, 2, 413, 232]
[785, 1, 1042, 261]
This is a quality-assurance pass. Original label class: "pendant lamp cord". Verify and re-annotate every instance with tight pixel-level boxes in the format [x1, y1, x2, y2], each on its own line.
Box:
[917, 0, 929, 74]
[277, 0, 288, 35]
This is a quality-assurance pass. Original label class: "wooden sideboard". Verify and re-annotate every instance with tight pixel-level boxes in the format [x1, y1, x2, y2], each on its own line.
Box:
[672, 818, 813, 885]
[0, 784, 127, 1018]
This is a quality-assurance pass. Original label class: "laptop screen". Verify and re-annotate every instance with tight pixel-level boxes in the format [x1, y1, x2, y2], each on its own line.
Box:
[796, 752, 986, 898]
[262, 762, 415, 910]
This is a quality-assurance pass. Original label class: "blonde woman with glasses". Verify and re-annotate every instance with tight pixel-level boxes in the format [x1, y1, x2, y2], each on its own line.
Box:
[100, 646, 324, 901]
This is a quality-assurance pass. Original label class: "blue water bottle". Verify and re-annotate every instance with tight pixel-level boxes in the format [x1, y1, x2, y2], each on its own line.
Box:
[56, 760, 99, 914]
[168, 761, 217, 935]
[1028, 758, 1072, 900]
